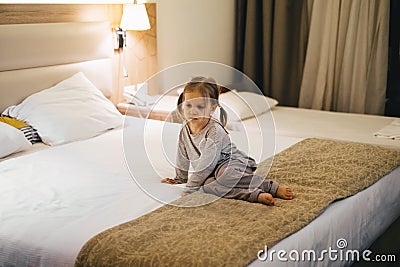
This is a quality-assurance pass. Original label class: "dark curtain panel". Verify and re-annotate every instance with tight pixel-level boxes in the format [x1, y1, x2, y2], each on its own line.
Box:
[385, 0, 400, 117]
[234, 0, 310, 107]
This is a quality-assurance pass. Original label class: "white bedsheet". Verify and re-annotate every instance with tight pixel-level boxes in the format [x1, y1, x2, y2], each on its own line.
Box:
[0, 117, 398, 267]
[0, 117, 299, 266]
[228, 106, 400, 150]
[0, 127, 166, 266]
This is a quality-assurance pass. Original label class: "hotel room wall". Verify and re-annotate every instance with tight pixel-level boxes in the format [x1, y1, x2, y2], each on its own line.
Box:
[122, 4, 157, 101]
[156, 0, 236, 92]
[0, 4, 158, 104]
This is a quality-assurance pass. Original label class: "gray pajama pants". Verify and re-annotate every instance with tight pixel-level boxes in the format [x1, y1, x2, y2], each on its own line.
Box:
[202, 159, 279, 203]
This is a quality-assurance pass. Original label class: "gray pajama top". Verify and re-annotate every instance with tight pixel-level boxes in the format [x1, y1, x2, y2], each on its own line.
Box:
[174, 119, 257, 190]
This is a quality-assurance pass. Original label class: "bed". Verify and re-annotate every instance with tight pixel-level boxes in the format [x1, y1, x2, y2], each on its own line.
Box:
[0, 22, 399, 267]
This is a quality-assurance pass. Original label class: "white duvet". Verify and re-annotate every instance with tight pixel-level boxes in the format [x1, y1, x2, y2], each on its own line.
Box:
[0, 117, 399, 267]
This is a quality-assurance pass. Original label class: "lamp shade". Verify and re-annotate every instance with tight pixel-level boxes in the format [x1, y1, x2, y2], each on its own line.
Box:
[120, 3, 151, 31]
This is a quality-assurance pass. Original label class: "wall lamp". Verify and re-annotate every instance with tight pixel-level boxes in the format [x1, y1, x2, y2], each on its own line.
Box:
[114, 2, 151, 50]
[115, 1, 151, 78]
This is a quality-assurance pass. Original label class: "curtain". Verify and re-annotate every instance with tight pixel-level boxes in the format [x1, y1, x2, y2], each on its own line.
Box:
[235, 0, 390, 115]
[299, 0, 390, 115]
[234, 0, 310, 107]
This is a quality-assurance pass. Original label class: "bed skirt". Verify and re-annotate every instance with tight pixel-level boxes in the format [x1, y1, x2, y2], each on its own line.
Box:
[75, 138, 400, 267]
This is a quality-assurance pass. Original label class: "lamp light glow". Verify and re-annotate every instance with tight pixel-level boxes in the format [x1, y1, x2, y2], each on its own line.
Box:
[120, 3, 151, 31]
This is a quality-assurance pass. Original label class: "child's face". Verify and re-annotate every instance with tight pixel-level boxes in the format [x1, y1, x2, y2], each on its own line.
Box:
[182, 91, 216, 123]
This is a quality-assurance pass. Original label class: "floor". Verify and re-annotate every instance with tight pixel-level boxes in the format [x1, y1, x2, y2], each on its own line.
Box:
[351, 216, 400, 266]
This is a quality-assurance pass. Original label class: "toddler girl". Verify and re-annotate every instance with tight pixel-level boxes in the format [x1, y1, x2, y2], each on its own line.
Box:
[162, 77, 293, 205]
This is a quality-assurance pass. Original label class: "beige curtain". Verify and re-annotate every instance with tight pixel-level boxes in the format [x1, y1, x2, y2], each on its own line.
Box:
[299, 0, 390, 115]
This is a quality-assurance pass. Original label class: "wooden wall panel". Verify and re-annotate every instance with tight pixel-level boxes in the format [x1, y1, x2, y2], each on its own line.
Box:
[0, 4, 157, 104]
[0, 4, 121, 25]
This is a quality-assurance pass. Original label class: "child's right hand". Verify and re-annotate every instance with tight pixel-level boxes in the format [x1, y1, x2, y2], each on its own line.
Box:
[161, 178, 182, 184]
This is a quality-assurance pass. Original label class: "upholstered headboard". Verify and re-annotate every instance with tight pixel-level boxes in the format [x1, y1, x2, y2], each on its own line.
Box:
[0, 22, 113, 112]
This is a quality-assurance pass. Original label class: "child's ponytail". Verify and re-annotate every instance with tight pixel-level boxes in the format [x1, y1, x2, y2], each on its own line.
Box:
[176, 92, 185, 121]
[177, 92, 184, 112]
[218, 105, 228, 127]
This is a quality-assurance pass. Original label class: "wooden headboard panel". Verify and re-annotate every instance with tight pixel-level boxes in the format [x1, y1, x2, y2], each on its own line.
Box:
[0, 22, 113, 112]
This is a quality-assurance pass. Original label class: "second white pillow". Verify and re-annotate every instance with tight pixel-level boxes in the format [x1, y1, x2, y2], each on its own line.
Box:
[219, 90, 278, 121]
[0, 122, 32, 158]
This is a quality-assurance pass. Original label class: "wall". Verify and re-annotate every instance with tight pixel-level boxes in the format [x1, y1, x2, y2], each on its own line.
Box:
[156, 0, 235, 71]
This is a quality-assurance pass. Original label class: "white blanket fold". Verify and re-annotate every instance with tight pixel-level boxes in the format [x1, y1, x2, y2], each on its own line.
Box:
[374, 118, 400, 140]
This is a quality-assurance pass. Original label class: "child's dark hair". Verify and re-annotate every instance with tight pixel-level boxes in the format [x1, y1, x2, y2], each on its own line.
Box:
[177, 76, 228, 126]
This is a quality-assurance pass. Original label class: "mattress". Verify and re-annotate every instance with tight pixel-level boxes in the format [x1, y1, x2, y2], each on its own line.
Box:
[227, 106, 400, 150]
[0, 117, 398, 266]
[0, 117, 296, 266]
[0, 142, 49, 163]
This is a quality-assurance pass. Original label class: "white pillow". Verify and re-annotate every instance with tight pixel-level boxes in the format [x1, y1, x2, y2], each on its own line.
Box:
[219, 90, 278, 121]
[0, 122, 32, 158]
[3, 72, 123, 145]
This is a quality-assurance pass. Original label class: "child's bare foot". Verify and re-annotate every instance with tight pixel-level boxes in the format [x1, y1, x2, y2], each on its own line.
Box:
[258, 193, 275, 206]
[276, 186, 293, 200]
[161, 178, 181, 184]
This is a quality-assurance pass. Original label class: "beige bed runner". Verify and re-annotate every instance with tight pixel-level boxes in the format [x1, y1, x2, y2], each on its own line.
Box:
[76, 138, 400, 267]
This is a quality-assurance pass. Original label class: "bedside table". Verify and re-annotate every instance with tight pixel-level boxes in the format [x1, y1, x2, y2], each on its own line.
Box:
[117, 102, 171, 121]
[117, 95, 179, 122]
